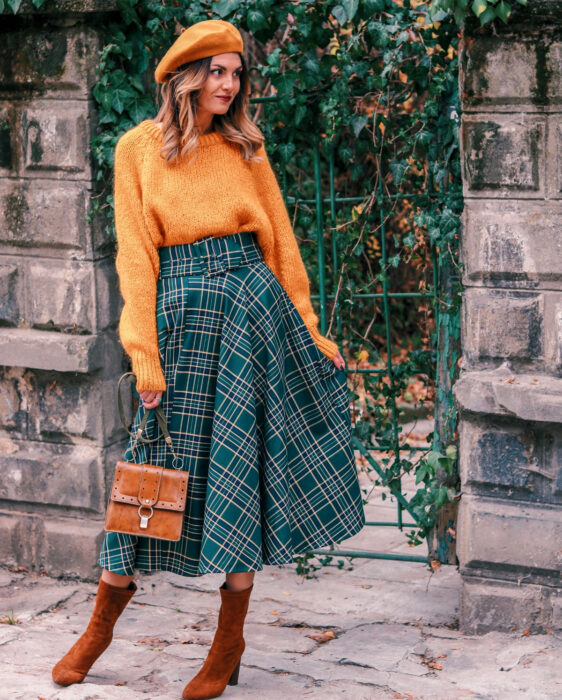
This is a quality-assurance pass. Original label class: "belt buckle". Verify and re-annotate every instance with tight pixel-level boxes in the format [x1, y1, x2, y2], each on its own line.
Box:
[205, 255, 227, 277]
[191, 238, 227, 278]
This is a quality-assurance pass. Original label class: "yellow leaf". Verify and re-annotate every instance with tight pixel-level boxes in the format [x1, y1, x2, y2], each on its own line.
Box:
[378, 122, 386, 134]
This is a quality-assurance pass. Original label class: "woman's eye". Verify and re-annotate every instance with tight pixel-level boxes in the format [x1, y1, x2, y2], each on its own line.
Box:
[212, 69, 242, 77]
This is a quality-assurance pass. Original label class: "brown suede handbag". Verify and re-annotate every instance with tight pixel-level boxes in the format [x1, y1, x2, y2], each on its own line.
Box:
[104, 372, 188, 542]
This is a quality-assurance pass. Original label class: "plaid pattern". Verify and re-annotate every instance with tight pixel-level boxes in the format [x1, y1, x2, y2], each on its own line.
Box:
[99, 231, 365, 576]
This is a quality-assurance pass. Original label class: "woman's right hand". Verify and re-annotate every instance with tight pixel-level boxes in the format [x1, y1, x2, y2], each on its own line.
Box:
[139, 390, 163, 410]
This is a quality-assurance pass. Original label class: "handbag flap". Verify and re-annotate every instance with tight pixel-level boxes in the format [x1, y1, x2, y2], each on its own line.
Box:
[111, 460, 188, 511]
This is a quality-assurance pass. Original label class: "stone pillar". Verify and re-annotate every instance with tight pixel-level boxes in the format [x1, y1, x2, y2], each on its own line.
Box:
[455, 1, 562, 633]
[0, 0, 127, 580]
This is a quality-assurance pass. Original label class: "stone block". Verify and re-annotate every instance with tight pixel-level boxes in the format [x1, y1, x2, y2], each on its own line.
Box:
[546, 42, 562, 103]
[27, 258, 95, 332]
[22, 103, 89, 177]
[43, 516, 104, 581]
[461, 200, 562, 289]
[32, 368, 126, 443]
[463, 289, 543, 363]
[459, 419, 561, 503]
[462, 38, 538, 108]
[0, 510, 104, 580]
[0, 263, 20, 324]
[0, 437, 104, 512]
[462, 116, 545, 196]
[0, 367, 29, 435]
[0, 328, 124, 378]
[460, 576, 561, 634]
[0, 511, 32, 570]
[0, 25, 102, 98]
[457, 493, 562, 580]
[454, 368, 562, 424]
[546, 119, 562, 199]
[0, 180, 89, 255]
[0, 360, 130, 450]
[0, 106, 14, 174]
[95, 256, 121, 332]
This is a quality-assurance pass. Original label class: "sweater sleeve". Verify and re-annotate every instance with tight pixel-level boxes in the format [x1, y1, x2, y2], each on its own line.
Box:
[113, 131, 167, 392]
[251, 143, 339, 360]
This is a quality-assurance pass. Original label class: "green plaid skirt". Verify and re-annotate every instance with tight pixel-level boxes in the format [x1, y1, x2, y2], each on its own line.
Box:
[99, 231, 365, 577]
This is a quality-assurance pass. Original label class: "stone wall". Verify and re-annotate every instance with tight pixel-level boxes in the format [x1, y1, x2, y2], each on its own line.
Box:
[0, 0, 127, 580]
[455, 1, 562, 633]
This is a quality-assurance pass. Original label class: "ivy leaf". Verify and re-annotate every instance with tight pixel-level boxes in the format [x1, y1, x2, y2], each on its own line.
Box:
[341, 0, 359, 21]
[276, 71, 297, 95]
[332, 4, 347, 24]
[277, 142, 296, 162]
[367, 21, 390, 48]
[266, 48, 281, 69]
[495, 0, 511, 22]
[112, 86, 136, 114]
[416, 463, 428, 484]
[351, 115, 368, 137]
[471, 0, 487, 16]
[389, 159, 407, 184]
[479, 6, 496, 23]
[213, 0, 240, 18]
[247, 9, 267, 32]
[445, 444, 458, 461]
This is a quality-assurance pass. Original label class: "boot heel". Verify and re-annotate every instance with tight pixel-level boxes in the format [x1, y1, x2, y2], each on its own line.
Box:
[227, 659, 240, 686]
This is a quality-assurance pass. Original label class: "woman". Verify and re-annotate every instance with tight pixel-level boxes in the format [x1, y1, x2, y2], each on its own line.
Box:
[52, 18, 365, 699]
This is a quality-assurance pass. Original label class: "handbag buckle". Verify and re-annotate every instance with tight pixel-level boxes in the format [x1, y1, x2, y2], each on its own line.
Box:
[138, 504, 154, 529]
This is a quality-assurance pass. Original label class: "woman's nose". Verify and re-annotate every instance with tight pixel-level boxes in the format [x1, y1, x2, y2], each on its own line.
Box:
[222, 74, 236, 91]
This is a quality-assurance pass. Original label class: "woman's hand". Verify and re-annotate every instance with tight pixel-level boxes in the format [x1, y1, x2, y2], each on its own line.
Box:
[139, 390, 163, 410]
[332, 350, 345, 371]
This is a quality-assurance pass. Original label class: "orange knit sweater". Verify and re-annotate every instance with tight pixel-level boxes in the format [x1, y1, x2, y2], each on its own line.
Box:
[113, 119, 339, 392]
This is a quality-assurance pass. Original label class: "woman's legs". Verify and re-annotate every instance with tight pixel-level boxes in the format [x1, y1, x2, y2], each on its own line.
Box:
[101, 568, 135, 587]
[224, 571, 255, 591]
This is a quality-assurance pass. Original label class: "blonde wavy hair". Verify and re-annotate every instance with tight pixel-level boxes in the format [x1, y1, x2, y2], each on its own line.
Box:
[152, 53, 265, 165]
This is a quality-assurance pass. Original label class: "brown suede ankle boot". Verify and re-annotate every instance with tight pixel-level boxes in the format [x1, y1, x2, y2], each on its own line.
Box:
[52, 575, 137, 686]
[182, 581, 253, 700]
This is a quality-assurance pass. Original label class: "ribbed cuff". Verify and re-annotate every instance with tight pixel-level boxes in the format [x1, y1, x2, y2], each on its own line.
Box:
[307, 326, 339, 360]
[130, 351, 167, 392]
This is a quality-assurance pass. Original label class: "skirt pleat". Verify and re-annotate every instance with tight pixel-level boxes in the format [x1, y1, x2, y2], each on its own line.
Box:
[99, 231, 365, 577]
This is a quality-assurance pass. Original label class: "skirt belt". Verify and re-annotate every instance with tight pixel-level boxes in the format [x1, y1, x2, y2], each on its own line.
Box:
[158, 231, 262, 279]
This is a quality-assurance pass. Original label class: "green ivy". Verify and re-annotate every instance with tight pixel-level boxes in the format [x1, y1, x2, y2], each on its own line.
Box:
[430, 0, 527, 27]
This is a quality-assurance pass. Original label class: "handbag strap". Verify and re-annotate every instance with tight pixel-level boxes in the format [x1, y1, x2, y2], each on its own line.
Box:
[117, 371, 183, 469]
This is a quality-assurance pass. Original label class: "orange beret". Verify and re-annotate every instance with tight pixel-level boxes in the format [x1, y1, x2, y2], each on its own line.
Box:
[155, 19, 244, 84]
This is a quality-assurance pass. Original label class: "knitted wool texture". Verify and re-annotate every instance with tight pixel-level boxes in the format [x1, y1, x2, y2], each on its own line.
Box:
[113, 120, 339, 391]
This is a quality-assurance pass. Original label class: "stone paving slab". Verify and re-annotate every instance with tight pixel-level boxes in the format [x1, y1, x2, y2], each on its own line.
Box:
[1, 557, 560, 699]
[0, 483, 560, 699]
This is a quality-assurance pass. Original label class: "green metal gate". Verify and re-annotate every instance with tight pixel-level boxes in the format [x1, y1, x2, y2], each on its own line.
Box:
[252, 97, 455, 567]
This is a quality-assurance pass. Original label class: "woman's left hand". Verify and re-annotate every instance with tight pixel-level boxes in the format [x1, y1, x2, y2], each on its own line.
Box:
[332, 350, 345, 371]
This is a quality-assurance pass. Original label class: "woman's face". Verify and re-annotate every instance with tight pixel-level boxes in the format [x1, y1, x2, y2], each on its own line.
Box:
[197, 52, 243, 121]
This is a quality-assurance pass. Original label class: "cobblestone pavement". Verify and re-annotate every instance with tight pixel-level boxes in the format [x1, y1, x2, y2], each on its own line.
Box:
[1, 476, 560, 699]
